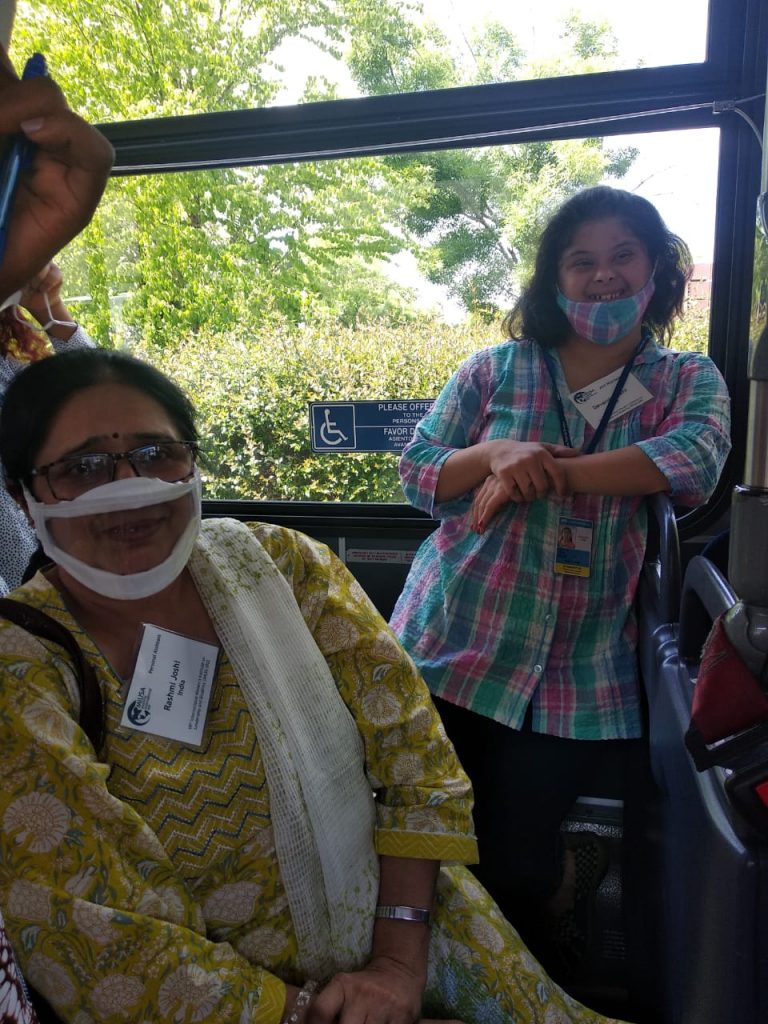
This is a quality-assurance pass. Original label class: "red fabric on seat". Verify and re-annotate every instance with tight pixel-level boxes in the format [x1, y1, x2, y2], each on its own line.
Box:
[692, 614, 768, 744]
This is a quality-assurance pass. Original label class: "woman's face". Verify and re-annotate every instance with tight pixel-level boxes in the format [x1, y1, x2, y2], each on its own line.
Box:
[557, 216, 652, 303]
[30, 382, 194, 576]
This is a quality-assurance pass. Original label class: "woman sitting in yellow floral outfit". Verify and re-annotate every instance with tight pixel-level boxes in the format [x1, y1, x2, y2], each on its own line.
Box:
[0, 348, 628, 1024]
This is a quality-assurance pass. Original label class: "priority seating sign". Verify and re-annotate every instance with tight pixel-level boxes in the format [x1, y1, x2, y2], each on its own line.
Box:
[309, 400, 434, 453]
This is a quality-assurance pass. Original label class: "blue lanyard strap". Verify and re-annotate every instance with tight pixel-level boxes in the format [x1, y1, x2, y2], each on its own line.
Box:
[541, 334, 649, 454]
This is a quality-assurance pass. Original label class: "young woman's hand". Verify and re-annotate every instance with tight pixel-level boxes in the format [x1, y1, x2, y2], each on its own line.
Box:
[308, 955, 424, 1024]
[487, 439, 576, 503]
[0, 46, 113, 301]
[471, 474, 509, 533]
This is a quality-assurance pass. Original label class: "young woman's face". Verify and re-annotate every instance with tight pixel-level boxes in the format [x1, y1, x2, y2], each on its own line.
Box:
[557, 217, 653, 303]
[29, 382, 195, 576]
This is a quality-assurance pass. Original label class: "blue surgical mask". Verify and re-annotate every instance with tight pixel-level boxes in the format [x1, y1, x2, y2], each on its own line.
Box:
[556, 273, 656, 346]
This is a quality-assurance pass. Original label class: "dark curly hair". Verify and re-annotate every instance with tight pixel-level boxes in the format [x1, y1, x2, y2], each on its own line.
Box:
[502, 186, 692, 347]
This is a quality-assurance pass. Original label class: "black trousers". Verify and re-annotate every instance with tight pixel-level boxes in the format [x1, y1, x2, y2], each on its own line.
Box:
[433, 695, 639, 938]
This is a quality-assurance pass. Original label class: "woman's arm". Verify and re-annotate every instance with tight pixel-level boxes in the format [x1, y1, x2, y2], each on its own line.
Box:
[401, 351, 574, 511]
[255, 523, 479, 1022]
[257, 523, 479, 860]
[472, 445, 670, 532]
[560, 444, 671, 496]
[310, 856, 438, 1024]
[369, 854, 437, 999]
[561, 354, 731, 504]
[436, 438, 575, 503]
[472, 353, 732, 527]
[398, 361, 482, 515]
[629, 355, 731, 506]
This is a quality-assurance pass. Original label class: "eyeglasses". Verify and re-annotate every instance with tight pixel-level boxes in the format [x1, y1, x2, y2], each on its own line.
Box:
[30, 441, 199, 500]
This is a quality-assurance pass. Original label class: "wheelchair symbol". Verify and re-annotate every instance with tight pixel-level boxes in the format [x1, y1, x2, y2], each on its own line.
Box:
[320, 407, 349, 446]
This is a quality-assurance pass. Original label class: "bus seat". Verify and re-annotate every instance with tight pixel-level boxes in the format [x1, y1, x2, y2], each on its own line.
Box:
[633, 550, 768, 1024]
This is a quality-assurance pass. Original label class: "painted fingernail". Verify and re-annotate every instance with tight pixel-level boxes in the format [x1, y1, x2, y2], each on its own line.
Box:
[21, 117, 44, 133]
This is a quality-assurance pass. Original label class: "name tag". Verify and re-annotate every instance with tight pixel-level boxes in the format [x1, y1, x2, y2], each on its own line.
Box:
[569, 368, 651, 429]
[554, 516, 593, 578]
[120, 624, 219, 744]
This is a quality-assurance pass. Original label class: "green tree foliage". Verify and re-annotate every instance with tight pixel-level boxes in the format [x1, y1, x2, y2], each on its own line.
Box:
[13, 1, 639, 342]
[53, 157, 433, 346]
[346, 9, 638, 318]
[14, 0, 353, 121]
[751, 223, 768, 338]
[669, 305, 711, 354]
[12, 0, 433, 345]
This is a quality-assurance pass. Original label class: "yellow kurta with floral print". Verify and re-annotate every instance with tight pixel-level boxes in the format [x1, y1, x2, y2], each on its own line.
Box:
[0, 521, 625, 1024]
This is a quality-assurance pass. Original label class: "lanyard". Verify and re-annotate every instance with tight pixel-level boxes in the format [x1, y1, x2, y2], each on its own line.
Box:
[541, 334, 649, 454]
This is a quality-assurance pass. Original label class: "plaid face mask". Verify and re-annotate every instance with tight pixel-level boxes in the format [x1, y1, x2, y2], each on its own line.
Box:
[556, 273, 656, 346]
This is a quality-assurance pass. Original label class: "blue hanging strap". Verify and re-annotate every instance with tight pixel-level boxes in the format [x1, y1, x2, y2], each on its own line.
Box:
[541, 334, 649, 454]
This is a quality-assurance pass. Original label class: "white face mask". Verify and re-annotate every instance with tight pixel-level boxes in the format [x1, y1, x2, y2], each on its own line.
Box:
[23, 472, 202, 601]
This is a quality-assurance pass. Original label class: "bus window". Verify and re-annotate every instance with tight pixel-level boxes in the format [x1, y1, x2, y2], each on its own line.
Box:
[12, 1, 710, 119]
[54, 126, 719, 503]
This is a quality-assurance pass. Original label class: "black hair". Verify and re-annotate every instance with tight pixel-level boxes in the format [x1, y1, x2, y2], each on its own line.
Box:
[0, 348, 198, 493]
[502, 185, 692, 347]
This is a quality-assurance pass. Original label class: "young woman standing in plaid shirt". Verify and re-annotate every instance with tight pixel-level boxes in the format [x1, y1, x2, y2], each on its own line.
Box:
[391, 186, 731, 976]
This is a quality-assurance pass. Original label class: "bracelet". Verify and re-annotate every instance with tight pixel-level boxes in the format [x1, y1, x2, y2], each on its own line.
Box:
[281, 979, 318, 1024]
[374, 904, 431, 925]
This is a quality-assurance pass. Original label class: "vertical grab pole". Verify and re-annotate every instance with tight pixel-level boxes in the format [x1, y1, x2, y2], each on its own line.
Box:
[729, 336, 768, 607]
[724, 73, 768, 663]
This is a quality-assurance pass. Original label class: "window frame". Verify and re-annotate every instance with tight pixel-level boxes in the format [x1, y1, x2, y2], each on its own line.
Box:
[90, 0, 765, 532]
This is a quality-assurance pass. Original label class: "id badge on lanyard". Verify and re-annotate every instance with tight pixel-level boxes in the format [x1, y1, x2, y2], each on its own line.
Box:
[555, 515, 594, 577]
[570, 367, 652, 431]
[120, 624, 220, 744]
[543, 338, 650, 581]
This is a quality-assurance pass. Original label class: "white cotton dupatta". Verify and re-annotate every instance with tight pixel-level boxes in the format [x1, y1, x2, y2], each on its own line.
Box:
[188, 518, 379, 979]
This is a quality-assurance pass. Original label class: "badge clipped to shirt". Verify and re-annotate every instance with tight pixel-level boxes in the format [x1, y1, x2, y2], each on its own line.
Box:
[569, 366, 652, 430]
[120, 624, 219, 744]
[555, 516, 593, 578]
